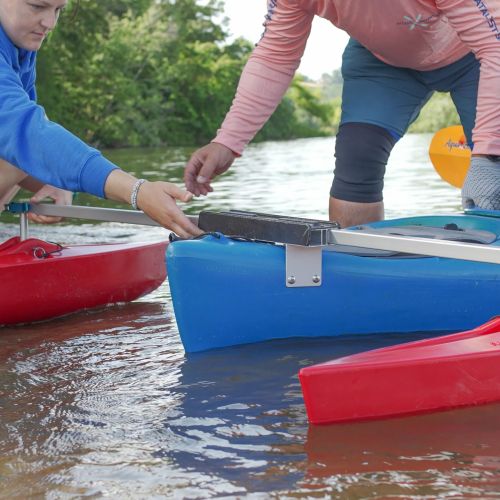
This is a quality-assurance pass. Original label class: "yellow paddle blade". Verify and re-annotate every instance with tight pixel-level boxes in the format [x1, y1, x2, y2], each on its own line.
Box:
[429, 125, 471, 188]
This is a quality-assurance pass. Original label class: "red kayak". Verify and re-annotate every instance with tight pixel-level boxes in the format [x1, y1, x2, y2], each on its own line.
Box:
[0, 236, 168, 325]
[299, 317, 500, 425]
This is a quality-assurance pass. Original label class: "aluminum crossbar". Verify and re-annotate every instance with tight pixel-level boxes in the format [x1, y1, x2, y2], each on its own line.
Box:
[327, 229, 500, 265]
[17, 204, 500, 264]
[30, 203, 198, 226]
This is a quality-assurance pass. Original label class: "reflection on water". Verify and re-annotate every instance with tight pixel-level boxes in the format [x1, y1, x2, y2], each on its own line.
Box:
[1, 135, 498, 498]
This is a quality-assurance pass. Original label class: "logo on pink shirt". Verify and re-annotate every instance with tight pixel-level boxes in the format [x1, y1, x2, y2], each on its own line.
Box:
[398, 14, 439, 30]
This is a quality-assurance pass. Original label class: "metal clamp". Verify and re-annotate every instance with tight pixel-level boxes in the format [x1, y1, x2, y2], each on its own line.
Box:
[285, 245, 323, 288]
[5, 202, 30, 240]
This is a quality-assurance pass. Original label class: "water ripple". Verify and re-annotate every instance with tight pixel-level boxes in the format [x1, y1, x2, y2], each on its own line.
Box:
[1, 136, 498, 498]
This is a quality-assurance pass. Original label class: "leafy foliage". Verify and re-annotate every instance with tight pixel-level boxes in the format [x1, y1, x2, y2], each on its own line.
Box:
[37, 0, 333, 147]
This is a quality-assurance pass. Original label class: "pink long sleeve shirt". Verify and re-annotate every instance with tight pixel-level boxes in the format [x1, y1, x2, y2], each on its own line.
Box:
[214, 0, 500, 156]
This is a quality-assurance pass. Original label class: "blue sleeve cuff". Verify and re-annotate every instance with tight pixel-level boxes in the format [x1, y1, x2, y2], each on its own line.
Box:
[79, 154, 119, 198]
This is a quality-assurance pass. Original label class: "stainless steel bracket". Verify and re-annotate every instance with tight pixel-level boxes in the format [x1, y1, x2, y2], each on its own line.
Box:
[285, 244, 323, 288]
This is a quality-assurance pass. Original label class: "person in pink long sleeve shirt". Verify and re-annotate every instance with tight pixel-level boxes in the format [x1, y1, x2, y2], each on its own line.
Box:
[185, 0, 500, 227]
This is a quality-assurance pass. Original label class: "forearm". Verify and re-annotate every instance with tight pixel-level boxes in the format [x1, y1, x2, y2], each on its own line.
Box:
[214, 59, 296, 154]
[18, 176, 45, 193]
[472, 58, 500, 155]
[214, 2, 312, 154]
[103, 169, 137, 205]
[437, 0, 500, 155]
[0, 158, 27, 194]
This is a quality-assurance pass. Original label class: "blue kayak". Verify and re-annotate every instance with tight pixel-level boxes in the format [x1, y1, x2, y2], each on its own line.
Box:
[167, 213, 500, 352]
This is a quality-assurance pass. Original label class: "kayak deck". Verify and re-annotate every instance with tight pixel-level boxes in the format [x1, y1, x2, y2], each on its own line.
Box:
[0, 237, 168, 325]
[299, 317, 500, 424]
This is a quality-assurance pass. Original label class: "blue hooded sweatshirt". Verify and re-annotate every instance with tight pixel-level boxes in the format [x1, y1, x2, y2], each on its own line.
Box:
[0, 24, 118, 197]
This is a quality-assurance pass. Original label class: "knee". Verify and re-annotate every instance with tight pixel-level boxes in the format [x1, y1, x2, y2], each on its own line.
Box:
[330, 122, 397, 203]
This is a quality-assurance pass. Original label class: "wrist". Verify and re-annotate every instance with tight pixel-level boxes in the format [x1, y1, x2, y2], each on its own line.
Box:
[211, 140, 241, 158]
[104, 169, 137, 204]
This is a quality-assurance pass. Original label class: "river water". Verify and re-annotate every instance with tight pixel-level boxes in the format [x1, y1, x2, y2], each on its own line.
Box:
[1, 135, 499, 498]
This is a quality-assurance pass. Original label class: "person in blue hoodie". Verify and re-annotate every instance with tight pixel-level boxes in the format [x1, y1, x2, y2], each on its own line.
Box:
[0, 0, 201, 237]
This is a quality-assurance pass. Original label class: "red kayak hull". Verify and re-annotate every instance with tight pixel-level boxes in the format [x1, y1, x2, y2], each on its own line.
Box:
[0, 237, 167, 325]
[299, 317, 500, 425]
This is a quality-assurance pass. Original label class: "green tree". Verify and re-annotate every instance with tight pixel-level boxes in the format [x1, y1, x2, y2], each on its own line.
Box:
[36, 0, 343, 147]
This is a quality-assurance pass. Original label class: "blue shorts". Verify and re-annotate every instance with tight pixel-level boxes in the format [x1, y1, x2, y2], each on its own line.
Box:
[331, 38, 480, 203]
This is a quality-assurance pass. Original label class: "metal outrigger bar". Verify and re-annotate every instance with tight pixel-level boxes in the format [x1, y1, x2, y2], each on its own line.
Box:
[4, 205, 499, 287]
[197, 210, 500, 288]
[5, 202, 177, 241]
[4, 202, 163, 241]
[4, 202, 198, 240]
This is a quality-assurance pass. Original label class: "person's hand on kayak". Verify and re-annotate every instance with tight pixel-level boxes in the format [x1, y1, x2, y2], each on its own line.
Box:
[136, 181, 202, 238]
[104, 169, 201, 238]
[184, 143, 237, 196]
[28, 184, 73, 224]
[462, 156, 500, 211]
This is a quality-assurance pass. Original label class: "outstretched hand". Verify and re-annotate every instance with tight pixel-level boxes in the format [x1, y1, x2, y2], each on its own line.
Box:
[104, 169, 201, 238]
[136, 181, 202, 238]
[184, 143, 237, 196]
[28, 185, 73, 224]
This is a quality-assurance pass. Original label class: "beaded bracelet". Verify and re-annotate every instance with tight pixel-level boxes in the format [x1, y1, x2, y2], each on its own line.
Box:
[130, 178, 146, 210]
